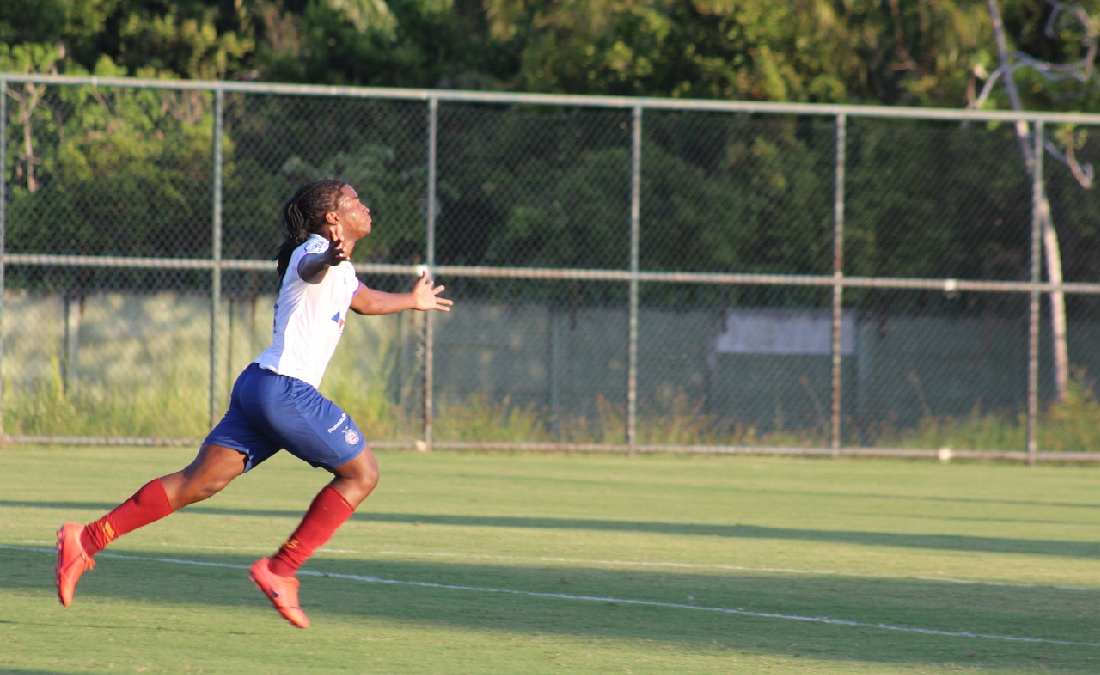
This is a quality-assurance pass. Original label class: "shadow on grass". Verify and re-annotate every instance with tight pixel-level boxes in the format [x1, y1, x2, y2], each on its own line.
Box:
[0, 544, 1096, 673]
[360, 513, 1100, 559]
[5, 499, 1099, 560]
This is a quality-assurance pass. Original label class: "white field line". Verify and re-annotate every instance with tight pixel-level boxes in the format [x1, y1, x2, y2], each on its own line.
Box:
[15, 538, 1100, 592]
[5, 543, 1099, 648]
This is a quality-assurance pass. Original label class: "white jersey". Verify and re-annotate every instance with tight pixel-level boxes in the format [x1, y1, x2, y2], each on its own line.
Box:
[256, 234, 361, 388]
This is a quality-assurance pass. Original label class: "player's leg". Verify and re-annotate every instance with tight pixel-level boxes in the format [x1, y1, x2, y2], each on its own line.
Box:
[56, 443, 248, 607]
[160, 442, 250, 509]
[243, 374, 376, 627]
[253, 372, 377, 576]
[79, 443, 248, 555]
[249, 449, 378, 629]
[271, 448, 379, 575]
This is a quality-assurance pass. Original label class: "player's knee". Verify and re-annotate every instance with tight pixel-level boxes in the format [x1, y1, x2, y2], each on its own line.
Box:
[334, 450, 379, 505]
[343, 452, 378, 499]
[357, 452, 380, 492]
[172, 444, 245, 507]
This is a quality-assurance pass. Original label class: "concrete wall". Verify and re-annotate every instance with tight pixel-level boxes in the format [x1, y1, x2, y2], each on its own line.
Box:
[6, 292, 1087, 442]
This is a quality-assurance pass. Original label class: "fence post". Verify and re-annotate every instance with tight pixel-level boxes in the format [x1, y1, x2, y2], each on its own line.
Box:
[627, 105, 642, 453]
[1027, 121, 1043, 466]
[831, 113, 847, 455]
[209, 87, 225, 428]
[424, 96, 439, 451]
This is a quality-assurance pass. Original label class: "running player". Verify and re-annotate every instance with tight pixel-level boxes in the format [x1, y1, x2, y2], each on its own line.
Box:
[55, 179, 453, 628]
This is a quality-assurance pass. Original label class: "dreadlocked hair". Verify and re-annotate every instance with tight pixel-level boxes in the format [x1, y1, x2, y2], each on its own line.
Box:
[275, 179, 348, 280]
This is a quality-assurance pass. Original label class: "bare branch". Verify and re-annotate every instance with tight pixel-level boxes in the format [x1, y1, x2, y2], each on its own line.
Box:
[1044, 137, 1094, 187]
[974, 1, 1096, 186]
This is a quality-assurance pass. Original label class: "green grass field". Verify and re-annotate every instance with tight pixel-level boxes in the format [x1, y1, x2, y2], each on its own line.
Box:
[1, 446, 1097, 674]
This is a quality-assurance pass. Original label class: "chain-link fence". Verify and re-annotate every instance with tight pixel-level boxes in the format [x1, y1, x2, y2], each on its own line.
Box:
[4, 75, 1100, 461]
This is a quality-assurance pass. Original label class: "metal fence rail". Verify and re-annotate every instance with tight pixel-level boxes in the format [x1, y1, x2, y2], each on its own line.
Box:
[4, 74, 1100, 462]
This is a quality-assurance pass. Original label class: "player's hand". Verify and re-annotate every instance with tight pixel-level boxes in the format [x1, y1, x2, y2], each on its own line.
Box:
[410, 271, 453, 312]
[323, 224, 350, 265]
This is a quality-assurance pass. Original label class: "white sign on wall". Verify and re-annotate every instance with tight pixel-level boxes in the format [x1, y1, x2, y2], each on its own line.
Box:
[715, 309, 855, 355]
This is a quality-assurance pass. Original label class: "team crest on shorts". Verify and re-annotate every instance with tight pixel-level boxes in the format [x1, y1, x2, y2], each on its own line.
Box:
[343, 428, 360, 445]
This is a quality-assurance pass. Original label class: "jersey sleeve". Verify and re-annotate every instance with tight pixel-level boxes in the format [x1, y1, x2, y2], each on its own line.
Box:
[285, 237, 330, 285]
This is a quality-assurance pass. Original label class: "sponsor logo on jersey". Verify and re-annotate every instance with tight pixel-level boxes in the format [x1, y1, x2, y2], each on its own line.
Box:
[327, 412, 348, 433]
[344, 428, 360, 445]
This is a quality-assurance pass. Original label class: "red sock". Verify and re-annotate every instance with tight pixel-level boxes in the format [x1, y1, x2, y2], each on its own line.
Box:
[269, 485, 354, 577]
[81, 478, 175, 556]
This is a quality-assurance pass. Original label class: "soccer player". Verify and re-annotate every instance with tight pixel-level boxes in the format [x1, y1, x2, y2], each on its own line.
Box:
[55, 179, 453, 628]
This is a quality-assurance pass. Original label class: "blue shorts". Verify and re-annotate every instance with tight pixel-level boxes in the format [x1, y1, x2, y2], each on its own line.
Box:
[205, 363, 366, 471]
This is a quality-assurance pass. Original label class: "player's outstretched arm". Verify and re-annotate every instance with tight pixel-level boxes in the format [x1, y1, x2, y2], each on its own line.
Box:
[350, 272, 454, 316]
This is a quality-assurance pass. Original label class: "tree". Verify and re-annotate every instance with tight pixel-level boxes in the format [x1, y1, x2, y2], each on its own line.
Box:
[4, 56, 222, 274]
[1, 43, 67, 194]
[972, 0, 1100, 404]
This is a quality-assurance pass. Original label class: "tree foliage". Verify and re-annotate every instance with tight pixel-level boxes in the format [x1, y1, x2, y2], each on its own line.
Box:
[4, 1, 1100, 301]
[2, 0, 1093, 108]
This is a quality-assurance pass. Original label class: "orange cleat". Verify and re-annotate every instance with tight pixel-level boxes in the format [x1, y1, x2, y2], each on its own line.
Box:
[56, 522, 95, 607]
[249, 558, 309, 628]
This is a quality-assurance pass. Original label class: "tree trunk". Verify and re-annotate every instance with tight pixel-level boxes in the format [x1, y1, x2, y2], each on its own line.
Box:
[988, 0, 1070, 403]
